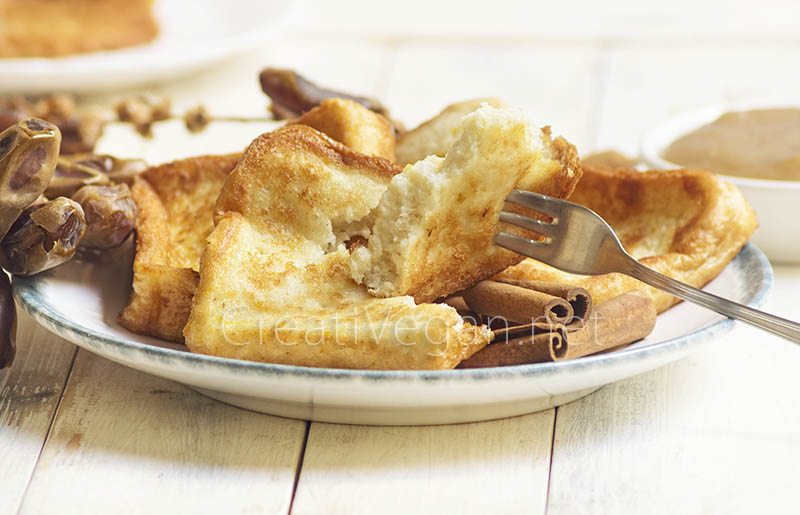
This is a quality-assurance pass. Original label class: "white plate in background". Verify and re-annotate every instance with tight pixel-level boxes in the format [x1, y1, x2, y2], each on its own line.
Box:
[13, 244, 771, 426]
[0, 0, 298, 93]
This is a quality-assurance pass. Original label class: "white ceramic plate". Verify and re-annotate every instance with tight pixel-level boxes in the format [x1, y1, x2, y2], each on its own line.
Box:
[13, 243, 771, 426]
[0, 0, 297, 93]
[640, 101, 800, 263]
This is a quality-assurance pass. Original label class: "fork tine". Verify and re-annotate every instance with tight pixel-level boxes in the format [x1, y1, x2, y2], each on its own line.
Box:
[494, 232, 548, 260]
[498, 211, 558, 238]
[504, 190, 563, 218]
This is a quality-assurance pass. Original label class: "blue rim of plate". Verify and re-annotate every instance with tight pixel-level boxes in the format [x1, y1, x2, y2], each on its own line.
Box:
[12, 243, 772, 384]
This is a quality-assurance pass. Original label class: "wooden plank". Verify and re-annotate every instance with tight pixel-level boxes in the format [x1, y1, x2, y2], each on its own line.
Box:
[19, 349, 308, 515]
[546, 269, 800, 515]
[0, 311, 76, 514]
[291, 411, 556, 515]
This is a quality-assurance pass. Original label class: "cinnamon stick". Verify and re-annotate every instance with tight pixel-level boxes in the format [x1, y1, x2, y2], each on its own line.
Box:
[494, 278, 592, 323]
[491, 321, 558, 343]
[457, 327, 567, 368]
[563, 290, 656, 360]
[457, 290, 656, 368]
[462, 280, 573, 325]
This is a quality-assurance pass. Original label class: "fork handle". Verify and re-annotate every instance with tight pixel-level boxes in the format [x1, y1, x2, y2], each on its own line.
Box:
[625, 258, 800, 344]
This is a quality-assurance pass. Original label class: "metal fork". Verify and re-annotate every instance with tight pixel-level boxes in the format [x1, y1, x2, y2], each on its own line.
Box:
[495, 190, 800, 343]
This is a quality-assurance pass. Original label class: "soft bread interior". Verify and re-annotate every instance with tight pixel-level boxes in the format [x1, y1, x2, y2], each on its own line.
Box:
[395, 98, 506, 165]
[350, 105, 582, 303]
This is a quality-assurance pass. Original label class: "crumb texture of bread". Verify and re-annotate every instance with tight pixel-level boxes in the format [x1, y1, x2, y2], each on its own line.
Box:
[119, 154, 240, 342]
[350, 105, 582, 303]
[395, 98, 506, 165]
[290, 99, 396, 161]
[0, 0, 158, 58]
[496, 165, 758, 313]
[184, 125, 490, 369]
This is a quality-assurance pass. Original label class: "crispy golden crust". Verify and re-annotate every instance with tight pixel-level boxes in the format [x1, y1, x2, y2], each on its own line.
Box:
[215, 125, 400, 222]
[496, 165, 758, 313]
[185, 125, 490, 369]
[290, 99, 396, 161]
[542, 128, 584, 198]
[0, 0, 158, 58]
[119, 154, 240, 342]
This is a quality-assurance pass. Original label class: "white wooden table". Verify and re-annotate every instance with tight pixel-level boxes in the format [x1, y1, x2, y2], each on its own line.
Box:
[3, 2, 800, 513]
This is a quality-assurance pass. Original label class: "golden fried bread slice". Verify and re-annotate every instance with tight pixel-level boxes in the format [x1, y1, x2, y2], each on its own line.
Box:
[395, 98, 506, 165]
[119, 154, 240, 342]
[290, 98, 396, 161]
[120, 100, 399, 343]
[184, 125, 490, 369]
[0, 0, 158, 58]
[496, 165, 758, 313]
[350, 105, 581, 303]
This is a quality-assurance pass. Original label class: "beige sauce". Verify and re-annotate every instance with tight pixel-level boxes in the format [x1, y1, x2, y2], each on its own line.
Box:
[663, 108, 800, 181]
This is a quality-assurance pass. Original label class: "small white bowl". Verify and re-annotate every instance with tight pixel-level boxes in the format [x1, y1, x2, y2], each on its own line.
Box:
[641, 101, 800, 264]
